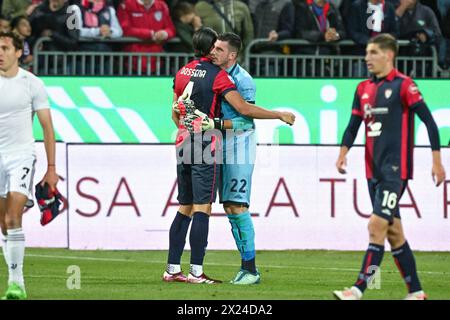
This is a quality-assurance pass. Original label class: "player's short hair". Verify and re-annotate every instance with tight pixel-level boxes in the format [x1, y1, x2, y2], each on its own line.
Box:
[192, 27, 218, 57]
[368, 33, 398, 59]
[217, 32, 242, 54]
[0, 31, 23, 51]
[172, 1, 195, 21]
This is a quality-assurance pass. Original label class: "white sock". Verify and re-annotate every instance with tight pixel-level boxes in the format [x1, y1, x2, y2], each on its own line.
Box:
[190, 264, 203, 277]
[1, 236, 8, 267]
[350, 286, 363, 299]
[6, 228, 25, 289]
[167, 264, 181, 274]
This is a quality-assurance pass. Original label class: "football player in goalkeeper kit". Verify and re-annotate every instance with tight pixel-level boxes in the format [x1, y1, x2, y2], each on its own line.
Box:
[0, 31, 59, 299]
[209, 32, 261, 285]
[163, 27, 295, 284]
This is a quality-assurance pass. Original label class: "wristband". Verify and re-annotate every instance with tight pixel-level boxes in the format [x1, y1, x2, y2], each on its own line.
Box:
[213, 118, 223, 130]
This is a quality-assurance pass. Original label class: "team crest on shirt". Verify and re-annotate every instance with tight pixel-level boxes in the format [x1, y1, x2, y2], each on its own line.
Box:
[362, 93, 369, 99]
[154, 11, 163, 21]
[384, 89, 392, 99]
[102, 11, 110, 20]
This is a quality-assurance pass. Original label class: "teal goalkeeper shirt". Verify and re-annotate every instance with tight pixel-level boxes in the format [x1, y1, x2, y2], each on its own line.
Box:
[221, 63, 256, 128]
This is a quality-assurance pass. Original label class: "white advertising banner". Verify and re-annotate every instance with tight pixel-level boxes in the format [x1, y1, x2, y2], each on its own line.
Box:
[22, 142, 68, 248]
[61, 144, 450, 251]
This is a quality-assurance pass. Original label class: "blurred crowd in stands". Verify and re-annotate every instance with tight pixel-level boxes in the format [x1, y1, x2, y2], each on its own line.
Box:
[0, 0, 448, 74]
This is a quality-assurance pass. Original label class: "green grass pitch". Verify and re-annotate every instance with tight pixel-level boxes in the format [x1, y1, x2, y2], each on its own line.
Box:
[0, 248, 449, 300]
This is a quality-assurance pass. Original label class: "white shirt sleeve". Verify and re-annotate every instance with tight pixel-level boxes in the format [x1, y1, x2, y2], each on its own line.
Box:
[31, 76, 50, 111]
[73, 5, 101, 38]
[109, 7, 123, 38]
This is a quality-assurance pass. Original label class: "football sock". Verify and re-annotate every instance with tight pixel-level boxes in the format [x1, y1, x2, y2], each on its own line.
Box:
[392, 241, 422, 293]
[166, 264, 181, 274]
[189, 212, 209, 266]
[242, 258, 256, 274]
[227, 211, 257, 274]
[354, 243, 384, 293]
[190, 264, 203, 277]
[7, 228, 25, 288]
[1, 235, 8, 267]
[167, 212, 191, 265]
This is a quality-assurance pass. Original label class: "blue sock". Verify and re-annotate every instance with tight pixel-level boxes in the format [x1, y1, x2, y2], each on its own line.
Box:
[392, 241, 422, 293]
[189, 212, 209, 266]
[227, 211, 256, 274]
[167, 212, 192, 264]
[354, 243, 385, 293]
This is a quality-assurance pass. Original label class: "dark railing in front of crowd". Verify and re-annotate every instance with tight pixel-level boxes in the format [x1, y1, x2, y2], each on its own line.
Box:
[244, 39, 440, 78]
[33, 36, 193, 76]
[33, 37, 444, 78]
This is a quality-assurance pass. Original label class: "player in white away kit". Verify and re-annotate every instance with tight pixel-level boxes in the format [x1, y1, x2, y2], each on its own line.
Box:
[0, 32, 58, 299]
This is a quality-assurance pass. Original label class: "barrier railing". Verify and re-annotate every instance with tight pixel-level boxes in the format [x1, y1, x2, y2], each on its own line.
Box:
[244, 39, 440, 78]
[33, 36, 193, 76]
[33, 37, 444, 78]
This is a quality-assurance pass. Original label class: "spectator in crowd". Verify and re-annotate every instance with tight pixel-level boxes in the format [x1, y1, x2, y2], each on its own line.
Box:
[73, 0, 123, 45]
[339, 0, 354, 27]
[292, 0, 346, 76]
[195, 0, 254, 62]
[294, 0, 346, 53]
[441, 2, 450, 28]
[329, 0, 343, 9]
[240, 0, 294, 77]
[117, 0, 176, 74]
[2, 0, 42, 19]
[438, 0, 450, 19]
[440, 3, 450, 69]
[0, 14, 11, 32]
[165, 0, 199, 10]
[347, 0, 398, 49]
[396, 0, 444, 68]
[171, 1, 202, 52]
[71, 0, 123, 74]
[110, 0, 123, 10]
[29, 0, 79, 51]
[251, 0, 295, 43]
[345, 0, 398, 76]
[11, 15, 33, 68]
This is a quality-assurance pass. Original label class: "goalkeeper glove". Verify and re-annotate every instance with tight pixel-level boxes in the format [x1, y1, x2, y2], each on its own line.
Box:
[184, 109, 223, 133]
[35, 182, 63, 226]
[173, 99, 196, 116]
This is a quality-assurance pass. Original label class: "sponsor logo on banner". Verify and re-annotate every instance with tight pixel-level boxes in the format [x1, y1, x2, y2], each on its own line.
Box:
[57, 144, 450, 251]
[37, 79, 450, 145]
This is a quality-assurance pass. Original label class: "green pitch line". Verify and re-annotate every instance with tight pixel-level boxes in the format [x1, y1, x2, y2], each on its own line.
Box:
[0, 248, 449, 300]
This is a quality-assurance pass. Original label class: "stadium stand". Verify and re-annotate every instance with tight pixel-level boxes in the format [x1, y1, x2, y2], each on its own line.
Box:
[0, 0, 447, 78]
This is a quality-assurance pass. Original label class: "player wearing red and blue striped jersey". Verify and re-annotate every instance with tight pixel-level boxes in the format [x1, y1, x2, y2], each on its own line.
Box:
[333, 34, 446, 300]
[164, 28, 295, 284]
